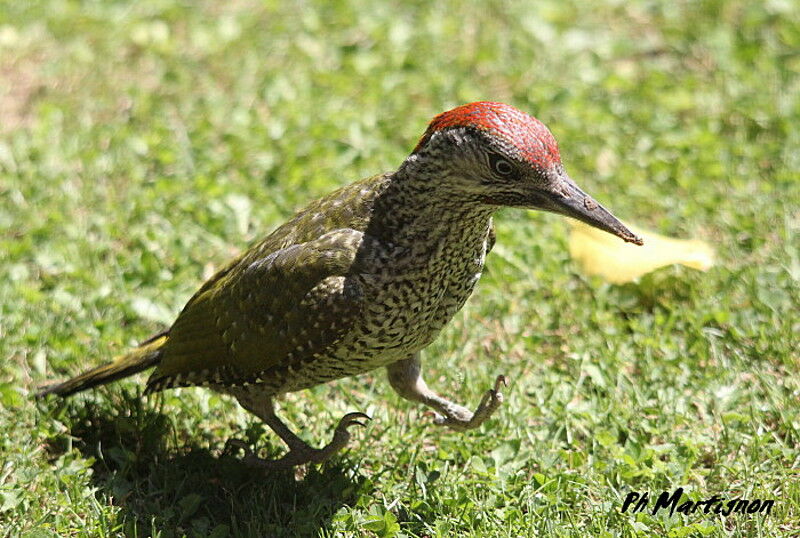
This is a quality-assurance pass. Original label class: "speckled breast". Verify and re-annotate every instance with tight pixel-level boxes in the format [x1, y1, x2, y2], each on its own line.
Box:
[277, 220, 493, 393]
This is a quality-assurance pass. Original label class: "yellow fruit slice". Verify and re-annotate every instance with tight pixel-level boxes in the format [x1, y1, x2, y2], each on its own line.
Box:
[568, 220, 715, 284]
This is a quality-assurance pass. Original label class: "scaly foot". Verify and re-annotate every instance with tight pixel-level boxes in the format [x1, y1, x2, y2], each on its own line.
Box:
[225, 411, 370, 469]
[434, 375, 507, 431]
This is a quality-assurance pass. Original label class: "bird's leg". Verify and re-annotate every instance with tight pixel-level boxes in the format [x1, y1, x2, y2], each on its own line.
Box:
[226, 391, 369, 469]
[386, 353, 506, 432]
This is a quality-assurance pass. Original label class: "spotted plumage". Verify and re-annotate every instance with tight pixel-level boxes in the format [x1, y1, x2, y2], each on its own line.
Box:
[38, 102, 641, 468]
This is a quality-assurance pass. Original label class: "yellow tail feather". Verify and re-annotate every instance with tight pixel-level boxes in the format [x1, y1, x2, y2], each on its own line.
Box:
[36, 334, 168, 398]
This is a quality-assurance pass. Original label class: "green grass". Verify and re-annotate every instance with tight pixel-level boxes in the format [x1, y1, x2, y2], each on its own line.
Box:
[1, 0, 798, 536]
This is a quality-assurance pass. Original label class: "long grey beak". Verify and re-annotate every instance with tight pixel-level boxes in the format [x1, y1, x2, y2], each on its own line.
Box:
[542, 174, 643, 245]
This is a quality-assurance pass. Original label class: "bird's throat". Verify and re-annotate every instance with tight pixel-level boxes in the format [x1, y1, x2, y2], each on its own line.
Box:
[368, 169, 494, 249]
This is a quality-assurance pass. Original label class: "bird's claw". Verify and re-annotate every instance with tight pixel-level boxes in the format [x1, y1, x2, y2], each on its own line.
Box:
[495, 374, 508, 390]
[336, 411, 371, 430]
[435, 374, 508, 431]
[225, 411, 370, 470]
[473, 374, 506, 419]
[306, 411, 370, 464]
[479, 374, 507, 410]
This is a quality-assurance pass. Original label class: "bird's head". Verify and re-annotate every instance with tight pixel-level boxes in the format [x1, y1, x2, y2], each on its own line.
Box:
[410, 102, 643, 245]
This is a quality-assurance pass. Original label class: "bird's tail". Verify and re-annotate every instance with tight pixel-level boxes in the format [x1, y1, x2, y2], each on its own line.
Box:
[35, 333, 168, 398]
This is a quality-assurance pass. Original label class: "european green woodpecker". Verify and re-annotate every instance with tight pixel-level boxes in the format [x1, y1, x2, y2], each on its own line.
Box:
[38, 102, 642, 468]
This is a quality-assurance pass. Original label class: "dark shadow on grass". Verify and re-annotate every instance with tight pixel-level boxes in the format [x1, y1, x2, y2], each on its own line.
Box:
[589, 269, 703, 319]
[41, 387, 367, 537]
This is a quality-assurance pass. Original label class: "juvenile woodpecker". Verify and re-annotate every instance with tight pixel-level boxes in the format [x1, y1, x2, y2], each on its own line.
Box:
[38, 102, 642, 468]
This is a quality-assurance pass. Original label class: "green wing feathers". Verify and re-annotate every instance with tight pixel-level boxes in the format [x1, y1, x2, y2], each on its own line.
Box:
[36, 334, 167, 398]
[145, 229, 367, 391]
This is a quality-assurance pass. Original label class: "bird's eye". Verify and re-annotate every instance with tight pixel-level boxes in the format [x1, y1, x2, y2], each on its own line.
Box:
[488, 153, 516, 178]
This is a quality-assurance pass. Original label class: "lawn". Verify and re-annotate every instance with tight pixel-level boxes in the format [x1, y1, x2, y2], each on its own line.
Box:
[1, 0, 798, 536]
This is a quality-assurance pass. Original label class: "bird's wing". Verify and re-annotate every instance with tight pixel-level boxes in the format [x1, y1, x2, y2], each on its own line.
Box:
[164, 172, 392, 319]
[146, 228, 371, 391]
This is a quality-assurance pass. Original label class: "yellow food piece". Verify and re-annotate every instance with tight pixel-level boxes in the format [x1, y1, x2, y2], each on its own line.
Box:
[568, 220, 715, 284]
